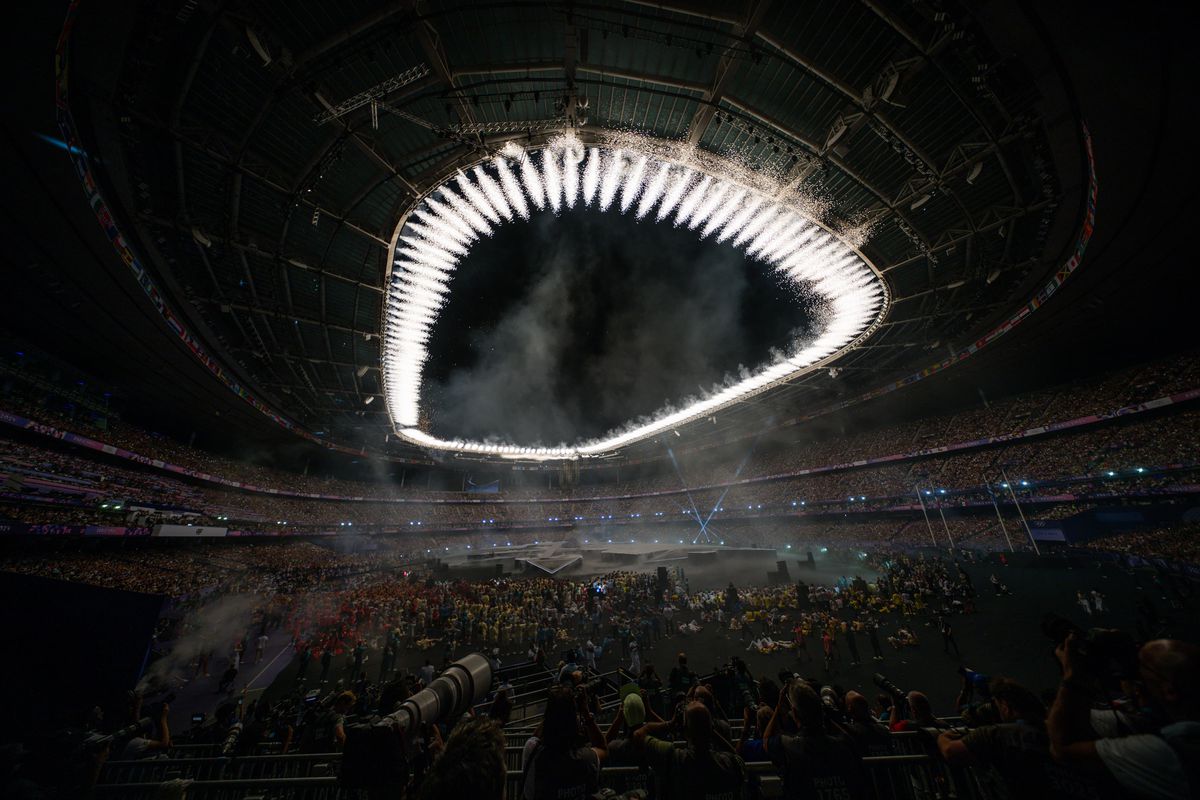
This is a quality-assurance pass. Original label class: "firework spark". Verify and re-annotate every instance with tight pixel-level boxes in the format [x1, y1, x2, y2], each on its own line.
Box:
[383, 135, 885, 460]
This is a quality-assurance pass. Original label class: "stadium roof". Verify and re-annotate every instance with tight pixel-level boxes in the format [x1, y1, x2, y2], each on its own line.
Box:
[5, 1, 1193, 466]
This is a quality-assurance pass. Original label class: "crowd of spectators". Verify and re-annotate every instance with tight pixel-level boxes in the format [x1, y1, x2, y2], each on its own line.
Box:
[1085, 522, 1200, 565]
[3, 351, 1198, 505]
[2, 347, 1197, 570]
[0, 539, 398, 597]
[1, 405, 1195, 546]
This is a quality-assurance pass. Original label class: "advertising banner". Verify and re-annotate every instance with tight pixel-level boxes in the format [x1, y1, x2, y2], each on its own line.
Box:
[151, 525, 228, 538]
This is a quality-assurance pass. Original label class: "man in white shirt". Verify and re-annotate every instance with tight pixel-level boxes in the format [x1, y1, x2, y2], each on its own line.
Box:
[1048, 636, 1199, 799]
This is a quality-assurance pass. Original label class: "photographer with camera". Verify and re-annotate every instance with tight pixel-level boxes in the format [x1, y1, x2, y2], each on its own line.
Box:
[737, 704, 774, 761]
[633, 700, 744, 800]
[842, 690, 893, 757]
[520, 684, 607, 800]
[940, 676, 1120, 798]
[418, 716, 507, 800]
[668, 652, 696, 695]
[762, 680, 863, 799]
[606, 689, 671, 770]
[689, 684, 734, 743]
[118, 695, 170, 759]
[1047, 635, 1200, 799]
[298, 690, 355, 753]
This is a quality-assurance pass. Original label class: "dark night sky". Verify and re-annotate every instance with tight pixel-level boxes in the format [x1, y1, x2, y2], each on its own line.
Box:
[421, 207, 822, 445]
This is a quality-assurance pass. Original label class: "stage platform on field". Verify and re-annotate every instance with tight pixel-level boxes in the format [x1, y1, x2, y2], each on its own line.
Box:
[433, 541, 834, 589]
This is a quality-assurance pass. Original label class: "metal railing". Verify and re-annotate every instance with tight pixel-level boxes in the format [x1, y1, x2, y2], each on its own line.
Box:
[98, 750, 999, 800]
[95, 776, 355, 800]
[101, 753, 340, 785]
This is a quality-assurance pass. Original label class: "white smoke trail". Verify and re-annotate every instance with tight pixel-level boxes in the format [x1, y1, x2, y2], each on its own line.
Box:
[582, 147, 601, 206]
[619, 155, 649, 213]
[597, 149, 625, 211]
[494, 157, 529, 220]
[657, 167, 695, 221]
[636, 162, 672, 219]
[542, 148, 563, 213]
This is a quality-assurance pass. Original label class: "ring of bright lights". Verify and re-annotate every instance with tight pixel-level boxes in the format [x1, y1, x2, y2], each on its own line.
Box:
[383, 133, 888, 460]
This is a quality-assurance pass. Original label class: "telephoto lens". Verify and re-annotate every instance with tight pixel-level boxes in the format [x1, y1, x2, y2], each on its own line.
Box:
[340, 653, 493, 790]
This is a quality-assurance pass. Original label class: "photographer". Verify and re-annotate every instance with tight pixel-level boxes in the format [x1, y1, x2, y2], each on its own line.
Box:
[118, 698, 170, 759]
[887, 691, 947, 733]
[842, 691, 892, 757]
[298, 690, 355, 753]
[638, 664, 665, 718]
[418, 716, 507, 800]
[736, 704, 774, 761]
[1047, 636, 1200, 799]
[690, 685, 734, 743]
[521, 685, 606, 800]
[762, 682, 862, 799]
[633, 701, 744, 800]
[939, 677, 1119, 798]
[668, 653, 696, 695]
[605, 692, 659, 766]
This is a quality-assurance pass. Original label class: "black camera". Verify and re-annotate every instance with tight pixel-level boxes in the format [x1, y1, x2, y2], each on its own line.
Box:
[220, 723, 243, 758]
[74, 717, 150, 755]
[1040, 613, 1139, 683]
[872, 673, 908, 716]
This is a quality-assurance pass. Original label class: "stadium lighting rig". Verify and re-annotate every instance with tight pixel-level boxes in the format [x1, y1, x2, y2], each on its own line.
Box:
[382, 132, 888, 460]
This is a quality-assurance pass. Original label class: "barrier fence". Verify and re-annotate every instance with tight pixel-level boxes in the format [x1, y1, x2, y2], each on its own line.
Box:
[98, 753, 995, 800]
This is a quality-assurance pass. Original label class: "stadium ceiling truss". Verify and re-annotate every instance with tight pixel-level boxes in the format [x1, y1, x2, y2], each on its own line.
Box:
[81, 0, 1076, 461]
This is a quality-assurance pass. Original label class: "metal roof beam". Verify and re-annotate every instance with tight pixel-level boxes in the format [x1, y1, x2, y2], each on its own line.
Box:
[451, 61, 563, 79]
[576, 64, 708, 94]
[138, 215, 385, 294]
[857, 0, 1022, 204]
[413, 5, 476, 127]
[880, 199, 1050, 274]
[140, 114, 391, 248]
[685, 0, 773, 145]
[229, 346, 376, 372]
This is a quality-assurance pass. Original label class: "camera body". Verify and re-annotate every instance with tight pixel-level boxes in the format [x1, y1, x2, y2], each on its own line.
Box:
[1041, 613, 1138, 685]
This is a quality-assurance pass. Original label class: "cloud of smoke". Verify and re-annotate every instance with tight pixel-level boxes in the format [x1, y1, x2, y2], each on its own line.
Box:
[424, 208, 822, 445]
[138, 594, 257, 692]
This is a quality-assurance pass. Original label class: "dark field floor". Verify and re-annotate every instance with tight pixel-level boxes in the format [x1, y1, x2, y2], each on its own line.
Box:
[253, 555, 1198, 715]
